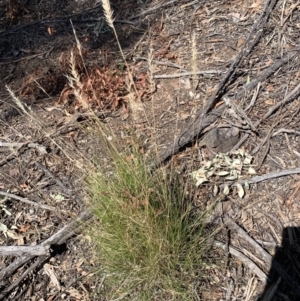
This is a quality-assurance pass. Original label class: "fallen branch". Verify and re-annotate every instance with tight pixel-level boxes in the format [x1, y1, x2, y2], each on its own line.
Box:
[214, 240, 267, 282]
[155, 44, 300, 166]
[223, 216, 272, 265]
[240, 168, 300, 186]
[0, 210, 91, 285]
[201, 0, 278, 117]
[154, 0, 283, 166]
[0, 245, 49, 257]
[222, 216, 300, 296]
[0, 256, 48, 300]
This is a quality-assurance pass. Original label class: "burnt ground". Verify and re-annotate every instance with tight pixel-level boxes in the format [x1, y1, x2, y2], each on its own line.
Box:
[1, 0, 300, 300]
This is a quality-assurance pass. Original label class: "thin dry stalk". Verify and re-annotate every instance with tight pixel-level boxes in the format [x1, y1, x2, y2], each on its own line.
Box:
[191, 31, 198, 90]
[101, 0, 139, 103]
[6, 85, 29, 116]
[147, 45, 160, 156]
[70, 19, 89, 77]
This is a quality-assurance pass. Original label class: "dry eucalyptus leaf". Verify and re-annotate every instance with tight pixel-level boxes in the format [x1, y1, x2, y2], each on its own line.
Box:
[230, 169, 240, 180]
[224, 155, 232, 165]
[225, 175, 238, 180]
[239, 148, 245, 157]
[231, 150, 240, 156]
[206, 170, 215, 178]
[223, 185, 230, 195]
[216, 171, 230, 176]
[231, 159, 242, 168]
[54, 194, 65, 202]
[248, 167, 256, 175]
[196, 177, 209, 186]
[195, 168, 208, 175]
[6, 230, 19, 239]
[244, 155, 253, 165]
[213, 185, 219, 196]
[244, 181, 250, 190]
[235, 183, 244, 198]
[44, 263, 61, 290]
[203, 161, 213, 168]
[191, 148, 255, 190]
[0, 222, 8, 233]
[2, 206, 11, 216]
[191, 170, 207, 182]
[212, 157, 220, 163]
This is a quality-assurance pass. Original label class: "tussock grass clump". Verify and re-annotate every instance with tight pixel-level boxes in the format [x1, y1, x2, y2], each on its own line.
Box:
[87, 134, 211, 300]
[84, 1, 214, 299]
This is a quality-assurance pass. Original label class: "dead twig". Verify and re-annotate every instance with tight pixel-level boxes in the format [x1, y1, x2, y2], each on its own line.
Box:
[129, 0, 182, 20]
[245, 82, 261, 112]
[219, 167, 300, 191]
[0, 191, 56, 211]
[0, 141, 25, 147]
[35, 162, 72, 195]
[134, 56, 186, 70]
[0, 140, 47, 167]
[232, 81, 300, 151]
[281, 0, 300, 26]
[153, 70, 224, 79]
[240, 167, 300, 186]
[273, 128, 300, 137]
[265, 82, 300, 120]
[0, 141, 47, 153]
[0, 152, 18, 167]
[223, 96, 257, 132]
[255, 129, 272, 169]
[0, 48, 54, 65]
